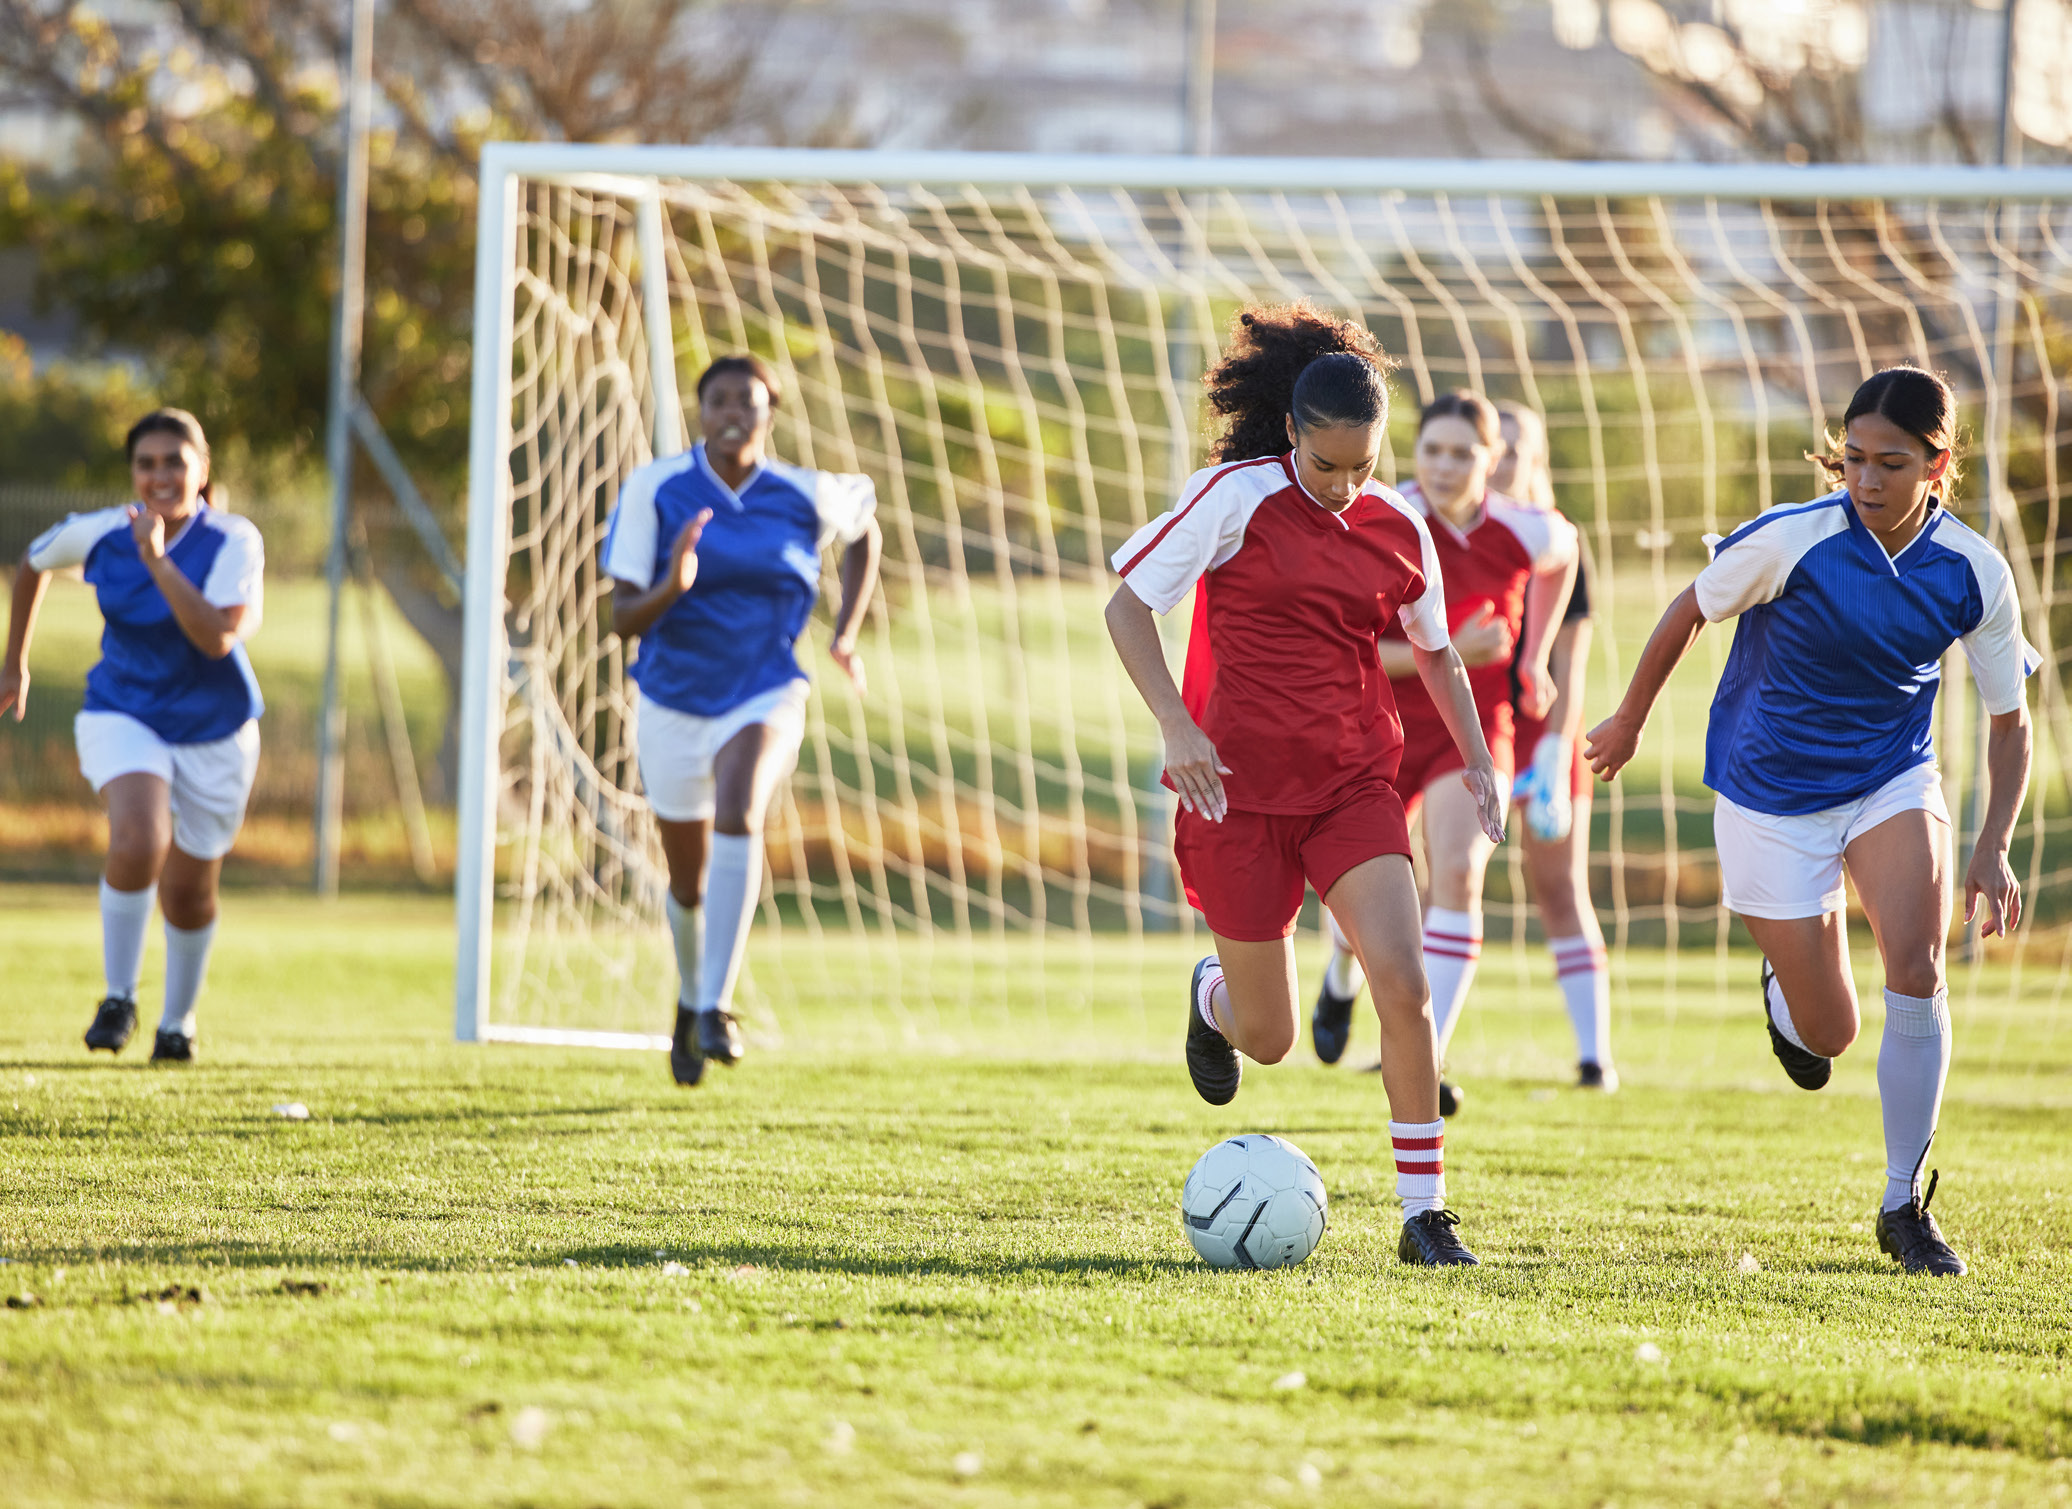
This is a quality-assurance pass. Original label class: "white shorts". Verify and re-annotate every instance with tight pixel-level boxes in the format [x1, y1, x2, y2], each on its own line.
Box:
[75, 711, 261, 862]
[1715, 762, 1950, 920]
[635, 681, 810, 823]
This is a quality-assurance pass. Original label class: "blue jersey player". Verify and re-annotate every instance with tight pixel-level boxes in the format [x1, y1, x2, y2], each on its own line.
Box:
[1588, 367, 2036, 1277]
[3, 409, 265, 1063]
[602, 354, 882, 1086]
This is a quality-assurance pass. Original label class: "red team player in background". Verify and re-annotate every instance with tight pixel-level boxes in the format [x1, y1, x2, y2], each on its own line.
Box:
[1313, 392, 1577, 1115]
[1105, 305, 1505, 1267]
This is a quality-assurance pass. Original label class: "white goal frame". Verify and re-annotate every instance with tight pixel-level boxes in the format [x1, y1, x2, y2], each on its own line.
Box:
[454, 145, 2072, 1046]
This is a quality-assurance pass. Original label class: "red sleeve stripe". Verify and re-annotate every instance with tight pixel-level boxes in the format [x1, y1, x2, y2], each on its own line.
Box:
[1116, 456, 1279, 580]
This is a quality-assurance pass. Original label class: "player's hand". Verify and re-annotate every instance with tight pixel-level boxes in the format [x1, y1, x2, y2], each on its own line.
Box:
[128, 504, 166, 563]
[1161, 713, 1232, 823]
[1517, 659, 1557, 722]
[668, 509, 714, 595]
[1584, 710, 1641, 782]
[0, 666, 25, 722]
[1461, 762, 1507, 845]
[829, 635, 868, 696]
[1965, 845, 2022, 937]
[1452, 604, 1512, 668]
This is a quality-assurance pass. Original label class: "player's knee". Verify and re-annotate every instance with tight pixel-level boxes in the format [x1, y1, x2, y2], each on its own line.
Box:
[668, 879, 703, 908]
[1801, 1015, 1859, 1058]
[1884, 953, 1944, 1002]
[1366, 970, 1429, 1027]
[159, 881, 217, 931]
[105, 814, 168, 874]
[1248, 1027, 1296, 1065]
[711, 801, 764, 837]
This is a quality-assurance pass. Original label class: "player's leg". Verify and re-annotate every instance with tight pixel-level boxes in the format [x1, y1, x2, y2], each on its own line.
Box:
[1420, 772, 1501, 1071]
[1522, 787, 1614, 1089]
[146, 721, 259, 1062]
[88, 770, 173, 1053]
[1325, 853, 1478, 1267]
[1846, 802, 1965, 1275]
[1174, 807, 1306, 1105]
[1199, 937, 1301, 1066]
[654, 816, 712, 1084]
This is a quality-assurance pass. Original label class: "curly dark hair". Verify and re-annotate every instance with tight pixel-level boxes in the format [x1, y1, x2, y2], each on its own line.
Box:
[1205, 302, 1394, 464]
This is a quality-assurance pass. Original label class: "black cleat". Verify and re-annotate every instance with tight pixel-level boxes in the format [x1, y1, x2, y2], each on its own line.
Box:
[1312, 974, 1356, 1065]
[1438, 1079, 1465, 1118]
[1398, 1209, 1480, 1267]
[1184, 956, 1241, 1106]
[1877, 1170, 1967, 1276]
[1577, 1061, 1619, 1092]
[669, 1005, 706, 1087]
[84, 995, 137, 1054]
[149, 1030, 195, 1063]
[1761, 958, 1832, 1090]
[698, 1008, 744, 1067]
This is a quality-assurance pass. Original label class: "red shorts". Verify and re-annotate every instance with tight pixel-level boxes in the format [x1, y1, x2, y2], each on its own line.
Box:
[1512, 708, 1592, 801]
[1395, 700, 1515, 809]
[1173, 781, 1412, 942]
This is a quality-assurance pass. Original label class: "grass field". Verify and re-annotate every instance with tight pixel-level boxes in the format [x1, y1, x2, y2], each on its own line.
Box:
[5, 886, 2072, 1506]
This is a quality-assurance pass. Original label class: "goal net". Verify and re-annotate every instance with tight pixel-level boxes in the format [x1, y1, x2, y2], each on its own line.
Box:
[455, 147, 2072, 1059]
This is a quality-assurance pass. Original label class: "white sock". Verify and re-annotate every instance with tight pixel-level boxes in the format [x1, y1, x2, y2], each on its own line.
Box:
[1323, 909, 1364, 999]
[1193, 956, 1229, 1036]
[160, 918, 216, 1038]
[1765, 968, 1814, 1053]
[1423, 907, 1482, 1060]
[1550, 933, 1611, 1065]
[101, 878, 156, 1000]
[1391, 1118, 1447, 1220]
[1878, 987, 1951, 1211]
[665, 891, 703, 1010]
[696, 832, 763, 1014]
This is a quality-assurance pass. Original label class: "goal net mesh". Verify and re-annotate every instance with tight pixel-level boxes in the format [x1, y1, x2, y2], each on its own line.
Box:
[481, 163, 2072, 1060]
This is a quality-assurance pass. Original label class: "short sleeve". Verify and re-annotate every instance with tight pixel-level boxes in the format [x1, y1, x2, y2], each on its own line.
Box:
[1493, 501, 1577, 570]
[202, 522, 264, 611]
[1110, 464, 1271, 615]
[1960, 555, 2041, 716]
[1398, 512, 1451, 652]
[25, 509, 126, 573]
[601, 465, 664, 589]
[1694, 519, 1798, 622]
[814, 472, 878, 547]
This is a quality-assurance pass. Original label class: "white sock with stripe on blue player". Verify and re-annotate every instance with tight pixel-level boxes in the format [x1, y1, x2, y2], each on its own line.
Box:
[100, 878, 155, 1002]
[1878, 986, 1952, 1211]
[696, 832, 763, 1016]
[665, 891, 702, 1010]
[160, 918, 216, 1039]
[1424, 906, 1483, 1060]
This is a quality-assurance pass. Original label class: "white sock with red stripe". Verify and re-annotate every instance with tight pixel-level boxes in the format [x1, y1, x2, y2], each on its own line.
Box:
[1323, 908, 1364, 999]
[1391, 1118, 1446, 1219]
[1194, 956, 1231, 1036]
[1550, 933, 1611, 1066]
[1423, 907, 1482, 1060]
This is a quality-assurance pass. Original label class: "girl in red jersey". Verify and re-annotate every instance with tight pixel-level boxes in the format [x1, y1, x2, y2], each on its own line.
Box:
[1312, 393, 1577, 1115]
[1493, 401, 1616, 1093]
[1105, 306, 1505, 1267]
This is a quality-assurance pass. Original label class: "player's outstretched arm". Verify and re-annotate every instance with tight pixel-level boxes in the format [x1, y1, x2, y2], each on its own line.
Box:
[1, 554, 50, 721]
[828, 516, 883, 695]
[1411, 641, 1506, 844]
[1584, 584, 1706, 782]
[1967, 704, 2033, 937]
[1104, 583, 1231, 822]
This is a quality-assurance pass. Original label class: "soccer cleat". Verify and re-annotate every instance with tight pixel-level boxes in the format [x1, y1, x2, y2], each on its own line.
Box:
[668, 1005, 706, 1087]
[1184, 956, 1241, 1106]
[1398, 1208, 1480, 1267]
[150, 1030, 195, 1063]
[1438, 1079, 1465, 1118]
[1877, 1170, 1967, 1276]
[1761, 958, 1831, 1090]
[1311, 975, 1356, 1065]
[698, 1008, 744, 1067]
[1577, 1061, 1619, 1093]
[84, 995, 138, 1054]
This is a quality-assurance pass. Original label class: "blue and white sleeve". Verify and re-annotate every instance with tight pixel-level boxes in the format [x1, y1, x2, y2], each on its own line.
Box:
[1693, 502, 1842, 622]
[202, 518, 265, 614]
[25, 508, 128, 573]
[1960, 554, 2042, 716]
[813, 473, 878, 548]
[600, 464, 663, 589]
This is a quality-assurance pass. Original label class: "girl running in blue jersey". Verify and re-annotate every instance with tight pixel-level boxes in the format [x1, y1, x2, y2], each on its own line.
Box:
[602, 354, 883, 1086]
[1587, 367, 2036, 1276]
[3, 409, 265, 1062]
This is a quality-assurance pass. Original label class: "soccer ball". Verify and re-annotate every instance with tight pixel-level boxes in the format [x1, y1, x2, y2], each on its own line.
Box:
[1180, 1134, 1328, 1270]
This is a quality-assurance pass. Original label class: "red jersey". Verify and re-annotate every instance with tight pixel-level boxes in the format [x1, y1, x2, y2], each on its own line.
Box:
[1113, 454, 1450, 814]
[1383, 480, 1575, 738]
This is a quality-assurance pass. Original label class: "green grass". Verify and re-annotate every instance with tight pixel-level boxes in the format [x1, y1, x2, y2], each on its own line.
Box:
[4, 886, 2072, 1506]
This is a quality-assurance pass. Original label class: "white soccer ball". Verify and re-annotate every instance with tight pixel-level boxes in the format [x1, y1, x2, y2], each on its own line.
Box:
[1180, 1134, 1328, 1270]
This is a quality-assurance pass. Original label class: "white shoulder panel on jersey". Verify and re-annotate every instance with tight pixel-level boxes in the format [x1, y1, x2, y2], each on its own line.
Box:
[812, 471, 879, 548]
[1111, 458, 1287, 616]
[601, 451, 698, 590]
[1694, 493, 1850, 623]
[1933, 513, 2042, 716]
[1365, 482, 1451, 652]
[201, 511, 266, 616]
[25, 507, 129, 574]
[1486, 496, 1577, 569]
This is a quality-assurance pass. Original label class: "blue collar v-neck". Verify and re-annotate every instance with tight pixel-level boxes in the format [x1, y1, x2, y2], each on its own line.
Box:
[1842, 491, 1941, 577]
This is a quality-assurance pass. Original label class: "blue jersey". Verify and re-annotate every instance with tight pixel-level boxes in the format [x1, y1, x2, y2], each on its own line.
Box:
[600, 443, 877, 717]
[1695, 490, 2037, 815]
[27, 503, 265, 745]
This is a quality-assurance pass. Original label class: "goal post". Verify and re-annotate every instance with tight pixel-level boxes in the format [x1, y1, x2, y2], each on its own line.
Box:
[454, 144, 2072, 1053]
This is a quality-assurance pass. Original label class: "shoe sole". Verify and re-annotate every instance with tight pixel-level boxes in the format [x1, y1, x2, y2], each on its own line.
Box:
[1185, 958, 1241, 1106]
